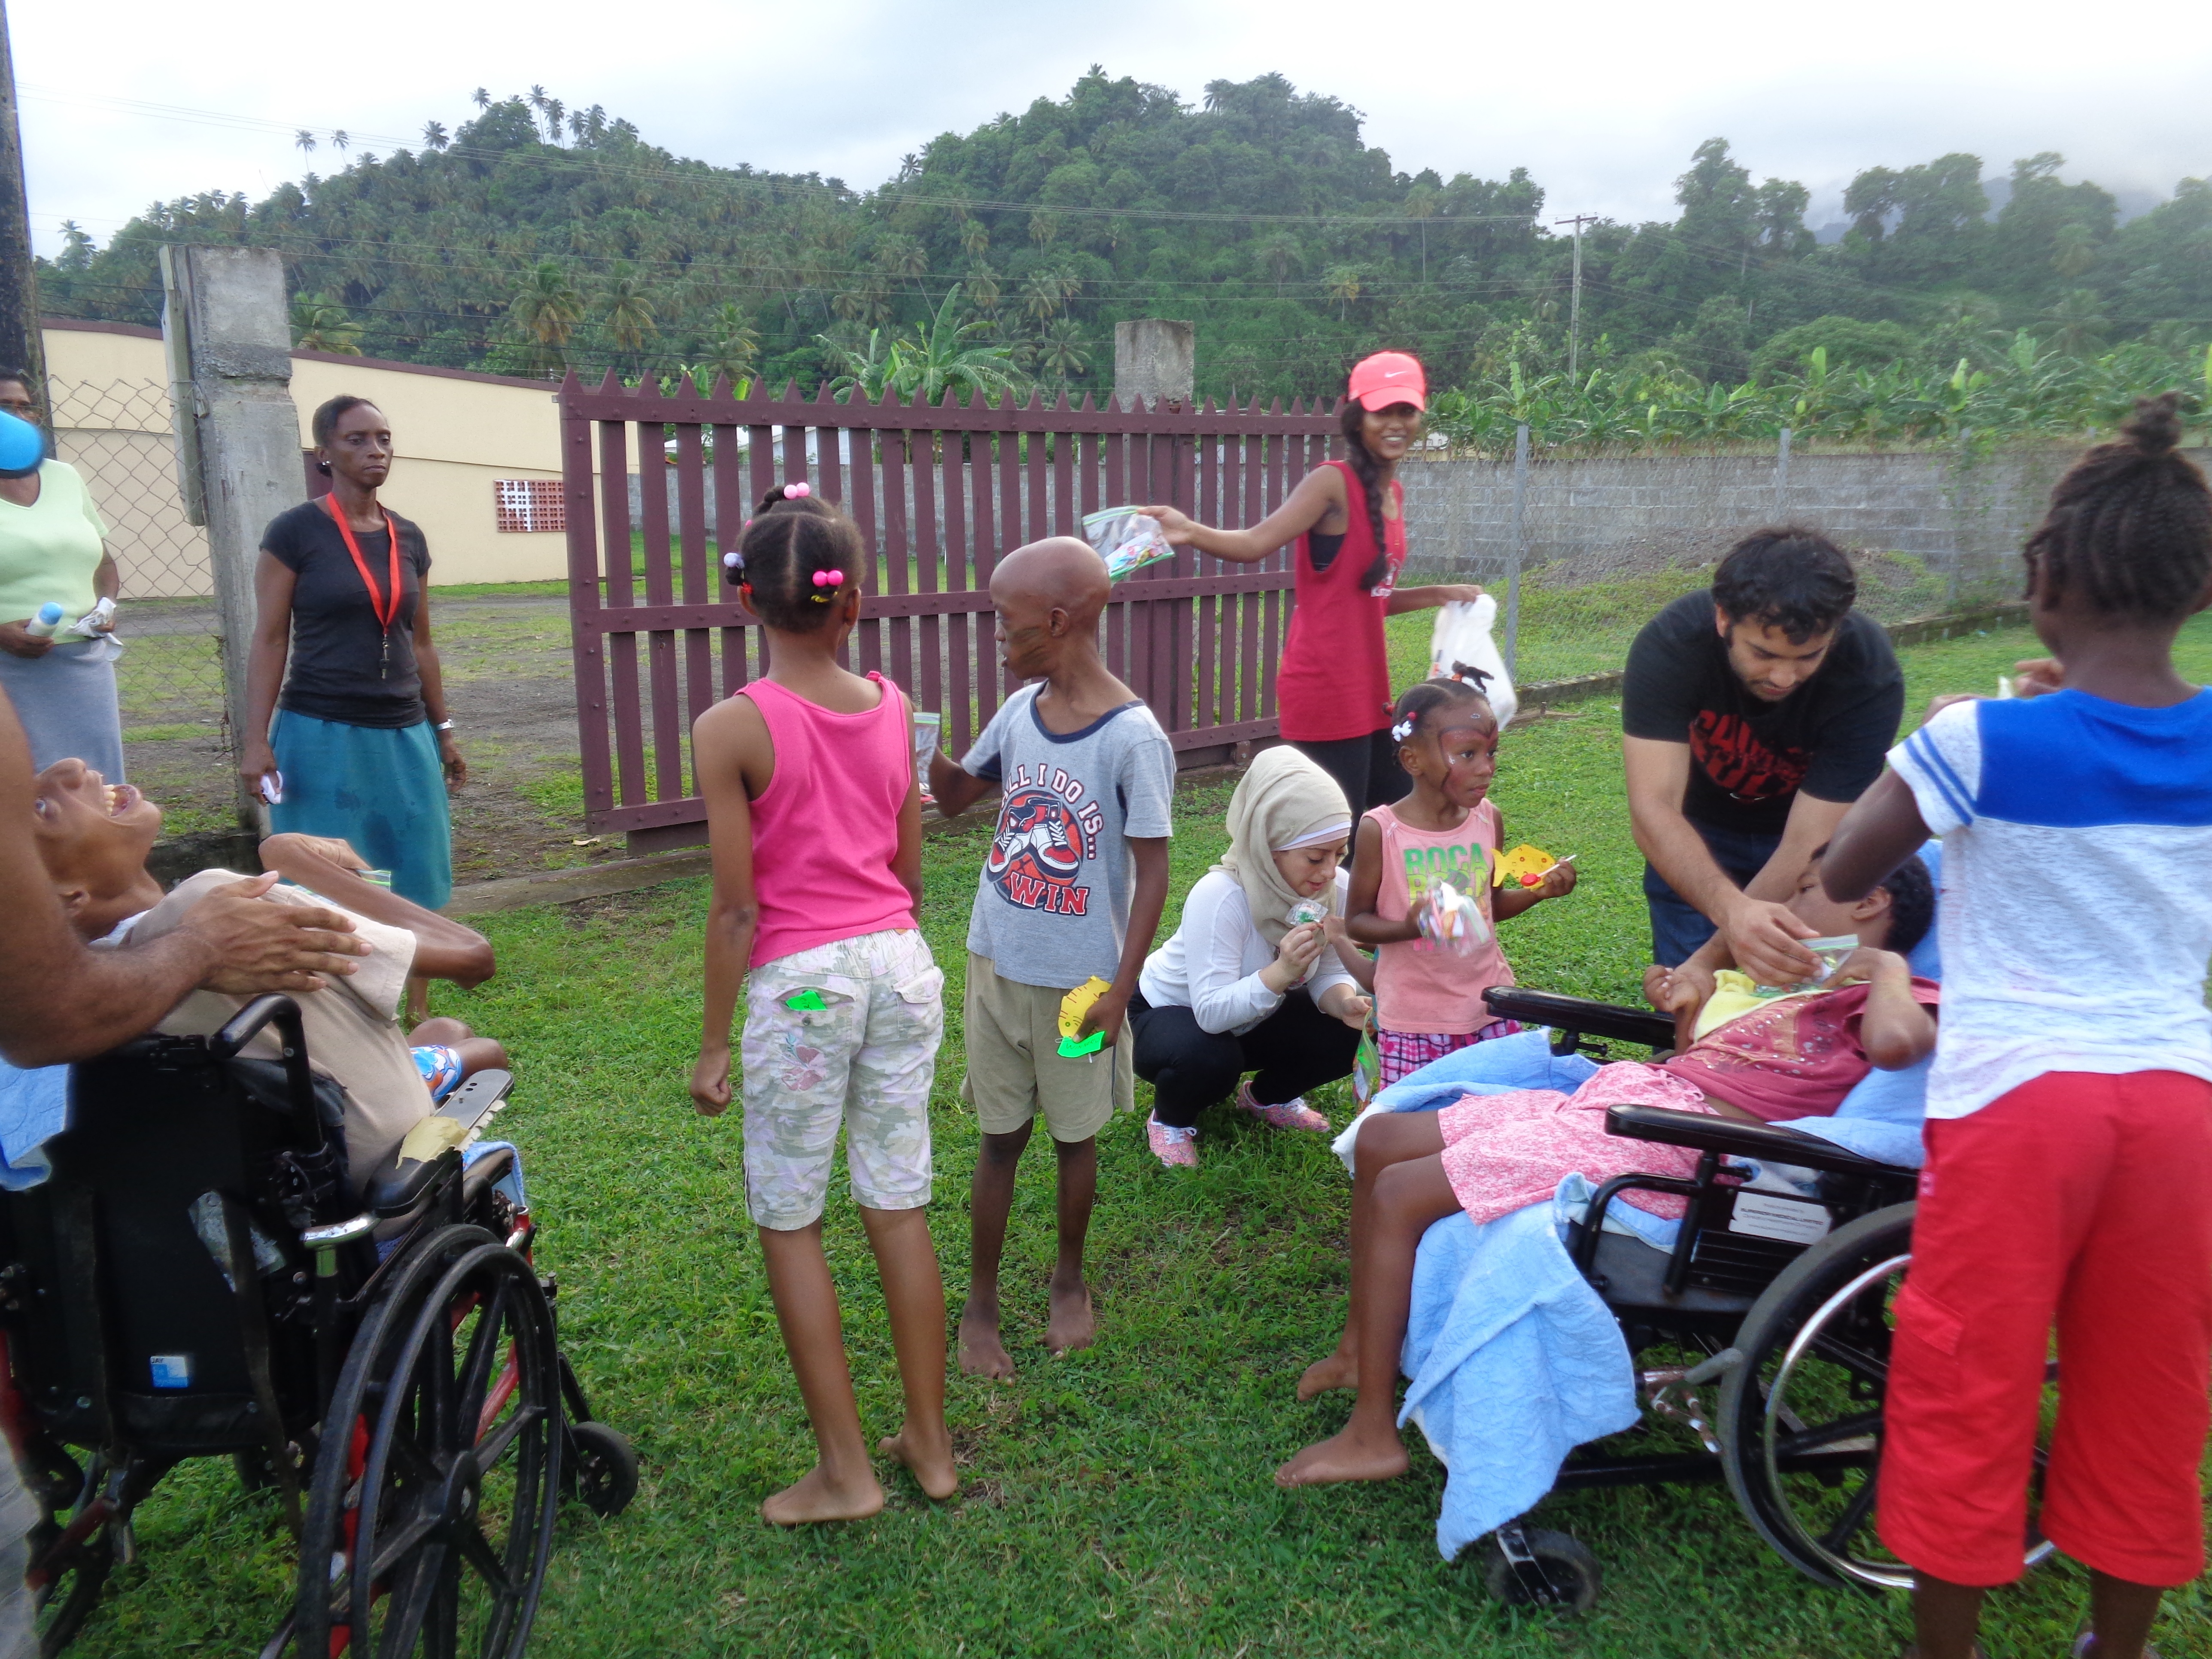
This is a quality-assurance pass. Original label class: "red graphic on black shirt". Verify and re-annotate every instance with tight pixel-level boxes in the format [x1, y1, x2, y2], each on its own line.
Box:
[984, 765, 1104, 915]
[1690, 712, 1808, 802]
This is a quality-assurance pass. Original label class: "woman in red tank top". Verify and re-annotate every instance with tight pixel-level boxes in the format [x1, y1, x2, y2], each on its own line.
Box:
[1144, 352, 1482, 811]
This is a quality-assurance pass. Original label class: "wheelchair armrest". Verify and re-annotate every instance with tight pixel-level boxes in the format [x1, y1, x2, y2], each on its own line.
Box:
[210, 996, 325, 1151]
[368, 1070, 515, 1218]
[1604, 1103, 1911, 1180]
[1486, 987, 1675, 1051]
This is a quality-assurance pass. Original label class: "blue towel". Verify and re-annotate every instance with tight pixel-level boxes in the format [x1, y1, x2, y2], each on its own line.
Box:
[0, 1057, 68, 1191]
[1399, 1201, 1640, 1560]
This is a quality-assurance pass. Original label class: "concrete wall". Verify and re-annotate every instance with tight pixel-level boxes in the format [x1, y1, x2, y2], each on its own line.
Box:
[1394, 444, 2210, 605]
[43, 320, 566, 592]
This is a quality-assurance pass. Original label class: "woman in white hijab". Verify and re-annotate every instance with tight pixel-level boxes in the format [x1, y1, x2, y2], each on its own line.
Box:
[1132, 747, 1373, 1168]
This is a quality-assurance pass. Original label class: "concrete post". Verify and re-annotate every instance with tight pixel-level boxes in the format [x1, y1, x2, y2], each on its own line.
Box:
[1505, 423, 1528, 676]
[1774, 427, 1792, 519]
[1112, 319, 1194, 410]
[159, 245, 302, 826]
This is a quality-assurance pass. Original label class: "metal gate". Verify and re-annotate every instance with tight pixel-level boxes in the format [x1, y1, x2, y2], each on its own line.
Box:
[560, 374, 1338, 851]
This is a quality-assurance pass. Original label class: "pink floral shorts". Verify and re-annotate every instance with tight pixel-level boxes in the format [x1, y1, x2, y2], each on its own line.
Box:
[1375, 1019, 1524, 1088]
[1435, 1061, 1715, 1226]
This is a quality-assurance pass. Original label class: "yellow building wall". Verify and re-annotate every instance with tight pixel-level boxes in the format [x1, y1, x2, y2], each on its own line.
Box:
[42, 323, 569, 590]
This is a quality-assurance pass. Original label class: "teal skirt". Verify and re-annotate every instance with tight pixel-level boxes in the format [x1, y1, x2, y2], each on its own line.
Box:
[269, 711, 452, 909]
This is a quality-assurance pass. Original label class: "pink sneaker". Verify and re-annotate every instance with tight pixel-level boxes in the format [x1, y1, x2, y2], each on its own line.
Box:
[1146, 1115, 1199, 1169]
[1234, 1080, 1330, 1133]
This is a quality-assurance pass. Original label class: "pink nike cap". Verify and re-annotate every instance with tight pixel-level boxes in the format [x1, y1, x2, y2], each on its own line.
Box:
[1346, 350, 1426, 411]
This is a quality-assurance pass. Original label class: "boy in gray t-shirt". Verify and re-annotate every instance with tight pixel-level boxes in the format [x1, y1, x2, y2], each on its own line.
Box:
[930, 538, 1173, 1379]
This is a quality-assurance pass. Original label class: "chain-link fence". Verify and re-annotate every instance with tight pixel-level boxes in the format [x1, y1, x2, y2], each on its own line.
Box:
[50, 377, 237, 834]
[1397, 435, 2147, 687]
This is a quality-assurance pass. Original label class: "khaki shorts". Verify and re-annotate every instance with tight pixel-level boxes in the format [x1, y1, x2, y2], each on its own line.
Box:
[740, 930, 943, 1230]
[961, 951, 1133, 1143]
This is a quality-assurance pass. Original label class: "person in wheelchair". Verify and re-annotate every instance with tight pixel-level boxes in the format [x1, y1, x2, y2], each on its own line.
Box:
[27, 757, 508, 1192]
[1278, 844, 1936, 1488]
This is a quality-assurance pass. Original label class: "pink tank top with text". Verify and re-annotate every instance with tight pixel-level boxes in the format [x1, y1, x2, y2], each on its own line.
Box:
[736, 674, 917, 967]
[1369, 798, 1516, 1036]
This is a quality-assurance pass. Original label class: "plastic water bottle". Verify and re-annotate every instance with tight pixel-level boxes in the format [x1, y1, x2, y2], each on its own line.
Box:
[23, 602, 63, 639]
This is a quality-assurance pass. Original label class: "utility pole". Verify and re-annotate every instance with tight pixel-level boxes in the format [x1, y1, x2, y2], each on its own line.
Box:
[1554, 213, 1596, 385]
[0, 0, 46, 406]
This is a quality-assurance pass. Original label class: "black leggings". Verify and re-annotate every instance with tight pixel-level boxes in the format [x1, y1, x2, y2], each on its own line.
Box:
[1289, 732, 1409, 813]
[1130, 990, 1361, 1129]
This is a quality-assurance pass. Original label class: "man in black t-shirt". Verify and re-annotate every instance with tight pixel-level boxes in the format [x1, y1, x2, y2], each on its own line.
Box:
[1620, 528, 1904, 983]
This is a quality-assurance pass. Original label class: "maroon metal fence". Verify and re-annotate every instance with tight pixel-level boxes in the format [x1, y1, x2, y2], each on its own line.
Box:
[560, 374, 1340, 851]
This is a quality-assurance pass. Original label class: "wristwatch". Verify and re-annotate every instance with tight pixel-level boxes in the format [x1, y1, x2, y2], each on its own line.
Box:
[434, 719, 456, 733]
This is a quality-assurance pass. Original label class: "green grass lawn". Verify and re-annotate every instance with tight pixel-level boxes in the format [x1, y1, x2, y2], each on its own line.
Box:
[70, 620, 2212, 1657]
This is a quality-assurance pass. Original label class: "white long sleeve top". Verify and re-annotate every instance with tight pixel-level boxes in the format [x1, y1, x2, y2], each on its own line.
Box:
[1138, 869, 1356, 1036]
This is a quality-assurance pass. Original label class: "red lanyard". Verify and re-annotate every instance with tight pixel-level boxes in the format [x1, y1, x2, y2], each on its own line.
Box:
[322, 493, 404, 675]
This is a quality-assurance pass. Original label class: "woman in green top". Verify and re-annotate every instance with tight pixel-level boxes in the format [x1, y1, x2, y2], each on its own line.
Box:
[0, 371, 123, 779]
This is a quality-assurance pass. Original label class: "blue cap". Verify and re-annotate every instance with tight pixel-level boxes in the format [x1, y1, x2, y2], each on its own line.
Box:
[0, 409, 41, 478]
[34, 603, 61, 624]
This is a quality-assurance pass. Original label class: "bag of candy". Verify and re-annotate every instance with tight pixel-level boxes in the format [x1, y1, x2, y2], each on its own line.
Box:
[1082, 506, 1175, 581]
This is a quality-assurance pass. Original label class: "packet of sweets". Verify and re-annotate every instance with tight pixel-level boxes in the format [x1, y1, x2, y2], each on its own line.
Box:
[1756, 934, 1861, 994]
[1415, 872, 1492, 955]
[1081, 507, 1175, 581]
[1286, 896, 1328, 929]
[911, 710, 941, 804]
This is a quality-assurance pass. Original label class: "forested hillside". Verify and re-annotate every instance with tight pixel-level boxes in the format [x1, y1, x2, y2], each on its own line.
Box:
[36, 68, 2212, 442]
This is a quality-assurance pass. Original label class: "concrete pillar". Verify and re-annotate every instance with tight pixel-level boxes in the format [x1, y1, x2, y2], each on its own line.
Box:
[1113, 319, 1194, 410]
[159, 245, 301, 826]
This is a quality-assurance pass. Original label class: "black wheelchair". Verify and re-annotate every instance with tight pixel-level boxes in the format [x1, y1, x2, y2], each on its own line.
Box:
[0, 996, 636, 1656]
[1462, 985, 2052, 1613]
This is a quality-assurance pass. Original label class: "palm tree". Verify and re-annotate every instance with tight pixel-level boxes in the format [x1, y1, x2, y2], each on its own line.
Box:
[1253, 233, 1303, 293]
[963, 263, 1001, 317]
[471, 87, 491, 110]
[2045, 290, 2108, 359]
[330, 130, 349, 155]
[1028, 211, 1058, 248]
[875, 234, 928, 286]
[543, 97, 566, 145]
[1038, 318, 1090, 389]
[528, 85, 550, 137]
[2050, 223, 2097, 282]
[294, 129, 317, 160]
[1324, 264, 1362, 321]
[959, 220, 990, 259]
[291, 291, 363, 354]
[421, 121, 450, 152]
[1019, 269, 1065, 325]
[509, 260, 582, 375]
[701, 303, 758, 386]
[599, 261, 658, 353]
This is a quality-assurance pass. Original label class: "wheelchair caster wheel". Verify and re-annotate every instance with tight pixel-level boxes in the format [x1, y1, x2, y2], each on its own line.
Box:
[1479, 1527, 1601, 1614]
[569, 1421, 639, 1518]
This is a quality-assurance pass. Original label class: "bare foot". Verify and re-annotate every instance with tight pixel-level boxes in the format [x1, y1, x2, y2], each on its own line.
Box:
[1045, 1280, 1096, 1356]
[957, 1309, 1016, 1380]
[1273, 1427, 1410, 1489]
[1296, 1350, 1358, 1401]
[760, 1462, 885, 1524]
[876, 1425, 958, 1501]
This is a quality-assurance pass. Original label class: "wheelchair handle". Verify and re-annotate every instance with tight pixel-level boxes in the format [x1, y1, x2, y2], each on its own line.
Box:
[210, 996, 324, 1151]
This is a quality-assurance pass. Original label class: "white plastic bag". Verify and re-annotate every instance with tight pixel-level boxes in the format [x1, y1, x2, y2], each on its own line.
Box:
[1426, 594, 1517, 727]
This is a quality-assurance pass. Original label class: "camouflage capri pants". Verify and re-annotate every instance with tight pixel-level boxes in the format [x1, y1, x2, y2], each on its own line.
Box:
[741, 928, 945, 1230]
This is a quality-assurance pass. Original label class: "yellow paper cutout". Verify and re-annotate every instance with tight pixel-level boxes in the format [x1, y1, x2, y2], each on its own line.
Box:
[1491, 843, 1559, 890]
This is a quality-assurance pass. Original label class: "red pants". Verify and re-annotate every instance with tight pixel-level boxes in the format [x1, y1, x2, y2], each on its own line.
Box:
[1878, 1071, 2212, 1587]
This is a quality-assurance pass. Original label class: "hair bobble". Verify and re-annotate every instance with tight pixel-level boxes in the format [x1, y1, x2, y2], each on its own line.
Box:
[783, 482, 811, 500]
[809, 567, 845, 602]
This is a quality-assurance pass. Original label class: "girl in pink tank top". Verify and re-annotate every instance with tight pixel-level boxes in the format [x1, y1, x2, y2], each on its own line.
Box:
[689, 484, 958, 1522]
[1346, 678, 1580, 1086]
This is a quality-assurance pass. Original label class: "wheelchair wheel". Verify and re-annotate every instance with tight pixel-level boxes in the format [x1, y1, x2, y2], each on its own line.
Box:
[1477, 1526, 1601, 1614]
[295, 1224, 561, 1659]
[29, 1511, 113, 1658]
[567, 1421, 638, 1519]
[1718, 1203, 2059, 1591]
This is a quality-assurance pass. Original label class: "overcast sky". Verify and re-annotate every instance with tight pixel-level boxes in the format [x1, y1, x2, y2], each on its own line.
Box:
[17, 0, 2212, 257]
